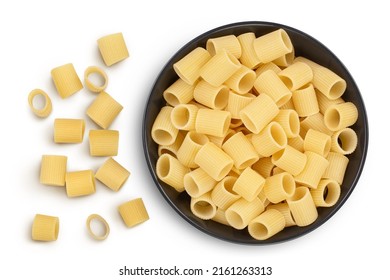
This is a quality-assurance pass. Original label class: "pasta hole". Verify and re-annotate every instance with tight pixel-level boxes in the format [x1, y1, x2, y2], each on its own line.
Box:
[238, 72, 256, 93]
[189, 132, 209, 145]
[250, 222, 268, 239]
[214, 87, 229, 109]
[163, 92, 180, 106]
[280, 30, 293, 52]
[240, 113, 256, 133]
[184, 175, 200, 197]
[323, 186, 329, 201]
[272, 149, 285, 162]
[280, 76, 293, 90]
[329, 80, 346, 99]
[153, 130, 173, 146]
[324, 108, 340, 130]
[288, 111, 300, 136]
[206, 40, 217, 56]
[32, 94, 47, 110]
[156, 155, 171, 179]
[223, 177, 238, 194]
[88, 218, 107, 238]
[87, 72, 106, 88]
[323, 181, 340, 206]
[270, 123, 287, 147]
[282, 174, 295, 196]
[289, 187, 307, 202]
[338, 129, 358, 154]
[172, 106, 190, 128]
[193, 201, 215, 218]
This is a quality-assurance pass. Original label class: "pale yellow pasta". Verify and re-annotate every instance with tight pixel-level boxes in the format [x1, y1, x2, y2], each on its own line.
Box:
[86, 214, 110, 241]
[28, 89, 52, 118]
[292, 83, 319, 117]
[207, 128, 235, 148]
[287, 187, 318, 226]
[226, 91, 255, 119]
[257, 190, 270, 208]
[65, 170, 96, 197]
[118, 198, 149, 227]
[303, 129, 331, 157]
[232, 167, 265, 202]
[84, 65, 108, 93]
[54, 118, 85, 143]
[173, 47, 211, 85]
[239, 93, 279, 134]
[156, 153, 190, 192]
[211, 176, 240, 210]
[237, 32, 261, 69]
[253, 29, 293, 64]
[300, 112, 333, 138]
[272, 166, 285, 175]
[248, 209, 286, 240]
[252, 157, 275, 178]
[255, 62, 282, 77]
[51, 63, 83, 99]
[278, 61, 313, 91]
[273, 48, 295, 67]
[40, 155, 67, 187]
[253, 70, 292, 107]
[151, 106, 179, 146]
[266, 203, 296, 227]
[264, 172, 296, 204]
[170, 104, 198, 131]
[95, 157, 130, 192]
[324, 102, 358, 131]
[163, 78, 195, 106]
[288, 135, 305, 152]
[229, 118, 243, 129]
[190, 192, 217, 220]
[193, 80, 229, 109]
[316, 89, 344, 114]
[212, 208, 230, 226]
[251, 122, 287, 157]
[331, 127, 358, 155]
[271, 145, 307, 176]
[32, 214, 59, 241]
[323, 152, 349, 184]
[273, 109, 300, 138]
[310, 179, 340, 207]
[279, 98, 295, 110]
[158, 131, 185, 157]
[86, 91, 123, 129]
[225, 197, 264, 230]
[176, 131, 209, 168]
[97, 32, 129, 66]
[195, 108, 231, 138]
[89, 130, 119, 156]
[200, 49, 241, 87]
[222, 132, 259, 170]
[206, 35, 241, 58]
[224, 65, 256, 94]
[294, 151, 329, 189]
[184, 168, 217, 198]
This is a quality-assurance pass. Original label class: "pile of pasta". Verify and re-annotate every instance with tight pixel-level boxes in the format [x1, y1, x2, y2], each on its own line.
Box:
[151, 29, 358, 241]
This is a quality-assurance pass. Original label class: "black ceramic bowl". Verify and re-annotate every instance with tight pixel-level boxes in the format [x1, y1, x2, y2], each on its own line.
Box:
[142, 21, 368, 244]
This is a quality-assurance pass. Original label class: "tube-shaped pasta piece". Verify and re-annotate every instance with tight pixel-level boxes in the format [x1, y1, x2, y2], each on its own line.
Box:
[176, 131, 209, 168]
[253, 29, 293, 64]
[224, 65, 256, 94]
[264, 172, 296, 203]
[51, 63, 83, 99]
[158, 131, 185, 157]
[184, 168, 217, 198]
[273, 109, 300, 138]
[255, 62, 282, 77]
[272, 166, 285, 175]
[233, 167, 265, 202]
[32, 214, 59, 241]
[194, 142, 233, 181]
[226, 91, 255, 119]
[86, 91, 123, 129]
[207, 128, 235, 148]
[240, 93, 279, 134]
[331, 128, 358, 155]
[271, 145, 307, 176]
[287, 187, 318, 226]
[173, 47, 211, 85]
[95, 157, 130, 192]
[200, 49, 241, 87]
[258, 190, 270, 208]
[278, 61, 313, 91]
[266, 203, 296, 227]
[118, 198, 149, 227]
[300, 113, 333, 138]
[323, 152, 349, 184]
[163, 79, 195, 106]
[222, 132, 259, 170]
[195, 108, 231, 138]
[304, 129, 331, 157]
[292, 83, 319, 117]
[294, 151, 329, 189]
[156, 154, 190, 192]
[273, 48, 294, 67]
[251, 122, 287, 157]
[252, 157, 275, 178]
[324, 102, 358, 131]
[212, 208, 230, 226]
[40, 155, 67, 187]
[207, 35, 242, 58]
[288, 135, 305, 152]
[248, 209, 286, 240]
[65, 170, 96, 197]
[86, 214, 110, 241]
[97, 33, 129, 66]
[151, 106, 178, 146]
[310, 179, 340, 207]
[170, 104, 198, 131]
[28, 89, 52, 118]
[316, 89, 344, 114]
[225, 197, 264, 230]
[54, 118, 85, 143]
[190, 192, 217, 220]
[253, 70, 292, 107]
[84, 66, 108, 93]
[279, 98, 295, 110]
[230, 118, 243, 129]
[211, 176, 240, 210]
[237, 32, 261, 69]
[89, 130, 119, 156]
[193, 80, 229, 109]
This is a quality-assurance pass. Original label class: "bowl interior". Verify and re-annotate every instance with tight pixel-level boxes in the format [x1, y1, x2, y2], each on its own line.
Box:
[143, 21, 368, 244]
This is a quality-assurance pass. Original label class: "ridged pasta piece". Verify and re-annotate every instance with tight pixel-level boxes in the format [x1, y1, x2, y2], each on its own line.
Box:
[95, 157, 130, 192]
[184, 168, 217, 198]
[252, 157, 275, 178]
[248, 209, 286, 240]
[266, 203, 296, 227]
[288, 135, 305, 152]
[273, 47, 295, 67]
[118, 198, 149, 227]
[279, 98, 295, 110]
[251, 122, 287, 157]
[173, 47, 211, 85]
[278, 62, 313, 91]
[28, 89, 52, 118]
[271, 145, 307, 176]
[292, 83, 319, 117]
[193, 80, 229, 109]
[331, 128, 358, 155]
[170, 104, 198, 131]
[224, 65, 256, 94]
[51, 63, 83, 99]
[163, 78, 195, 106]
[303, 129, 331, 157]
[300, 113, 333, 138]
[316, 89, 344, 114]
[253, 29, 293, 64]
[237, 32, 261, 69]
[232, 167, 265, 202]
[65, 170, 96, 197]
[97, 32, 129, 66]
[195, 108, 231, 138]
[54, 118, 85, 143]
[156, 154, 190, 192]
[158, 131, 185, 157]
[176, 131, 209, 168]
[257, 190, 270, 208]
[212, 208, 230, 226]
[255, 62, 282, 77]
[84, 66, 108, 93]
[294, 151, 329, 189]
[230, 118, 243, 129]
[40, 155, 67, 187]
[151, 106, 178, 146]
[225, 197, 264, 230]
[273, 109, 300, 138]
[287, 187, 318, 226]
[226, 91, 255, 119]
[86, 91, 123, 129]
[89, 130, 119, 156]
[323, 152, 349, 184]
[207, 128, 235, 148]
[190, 192, 217, 220]
[324, 102, 358, 131]
[207, 35, 242, 58]
[86, 214, 110, 241]
[272, 166, 285, 175]
[263, 172, 296, 203]
[32, 214, 59, 241]
[211, 176, 240, 210]
[310, 179, 340, 207]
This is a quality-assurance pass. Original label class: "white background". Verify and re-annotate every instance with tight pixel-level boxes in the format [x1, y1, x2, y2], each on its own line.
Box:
[0, 1, 387, 279]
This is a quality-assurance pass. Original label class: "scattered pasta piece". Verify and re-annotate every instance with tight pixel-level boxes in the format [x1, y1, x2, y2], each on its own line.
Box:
[28, 89, 52, 118]
[86, 214, 110, 241]
[118, 198, 149, 227]
[65, 170, 96, 197]
[89, 130, 119, 156]
[97, 33, 129, 66]
[40, 155, 67, 187]
[32, 214, 59, 241]
[84, 66, 108, 93]
[51, 63, 83, 99]
[54, 118, 85, 143]
[95, 157, 130, 191]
